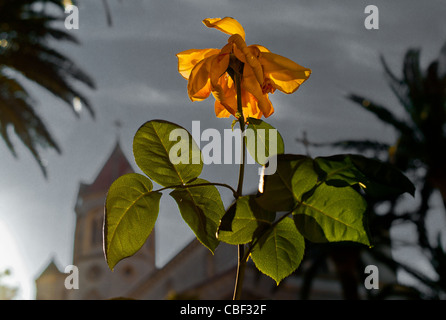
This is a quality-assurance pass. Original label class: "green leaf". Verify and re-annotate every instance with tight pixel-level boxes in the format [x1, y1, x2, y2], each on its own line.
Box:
[258, 154, 370, 246]
[250, 217, 305, 285]
[350, 154, 415, 197]
[133, 120, 202, 187]
[291, 157, 369, 245]
[314, 154, 361, 187]
[218, 196, 275, 245]
[314, 154, 415, 197]
[293, 183, 370, 246]
[104, 173, 162, 270]
[293, 214, 328, 243]
[169, 178, 225, 253]
[246, 118, 285, 165]
[256, 154, 312, 212]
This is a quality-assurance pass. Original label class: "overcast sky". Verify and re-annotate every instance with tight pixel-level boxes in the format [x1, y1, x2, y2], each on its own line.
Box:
[1, 0, 445, 299]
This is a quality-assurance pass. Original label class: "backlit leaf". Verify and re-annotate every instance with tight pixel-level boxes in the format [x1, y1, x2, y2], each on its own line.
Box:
[170, 178, 225, 253]
[246, 118, 285, 165]
[294, 183, 370, 246]
[133, 120, 202, 187]
[104, 173, 161, 270]
[257, 154, 371, 246]
[218, 196, 275, 245]
[250, 217, 305, 285]
[256, 154, 311, 212]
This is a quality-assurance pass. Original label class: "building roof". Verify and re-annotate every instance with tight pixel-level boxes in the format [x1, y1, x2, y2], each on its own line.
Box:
[35, 258, 64, 280]
[77, 142, 134, 198]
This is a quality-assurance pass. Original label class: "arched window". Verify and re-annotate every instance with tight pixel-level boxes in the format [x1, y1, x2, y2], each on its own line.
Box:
[90, 209, 104, 247]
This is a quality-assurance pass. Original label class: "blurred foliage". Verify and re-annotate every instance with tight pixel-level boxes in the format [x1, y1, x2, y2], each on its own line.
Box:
[0, 269, 18, 300]
[0, 0, 95, 176]
[298, 40, 446, 299]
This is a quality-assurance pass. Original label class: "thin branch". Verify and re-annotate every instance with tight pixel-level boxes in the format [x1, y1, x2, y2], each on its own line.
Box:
[102, 0, 113, 26]
[153, 182, 237, 198]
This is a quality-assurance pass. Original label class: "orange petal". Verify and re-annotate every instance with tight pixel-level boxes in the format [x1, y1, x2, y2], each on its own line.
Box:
[214, 101, 232, 118]
[212, 75, 237, 116]
[241, 91, 262, 119]
[249, 44, 270, 53]
[203, 17, 246, 40]
[176, 48, 220, 79]
[261, 94, 274, 118]
[187, 56, 214, 101]
[210, 53, 230, 88]
[229, 34, 264, 85]
[241, 64, 273, 117]
[241, 90, 274, 119]
[260, 52, 311, 94]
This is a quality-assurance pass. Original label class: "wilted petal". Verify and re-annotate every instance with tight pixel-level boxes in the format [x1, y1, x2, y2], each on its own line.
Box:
[260, 52, 311, 94]
[229, 34, 263, 85]
[242, 64, 273, 117]
[214, 101, 232, 118]
[178, 17, 310, 120]
[256, 93, 274, 118]
[249, 44, 270, 53]
[242, 91, 263, 119]
[177, 48, 220, 79]
[203, 17, 246, 40]
[212, 75, 237, 116]
[210, 53, 230, 88]
[188, 56, 214, 101]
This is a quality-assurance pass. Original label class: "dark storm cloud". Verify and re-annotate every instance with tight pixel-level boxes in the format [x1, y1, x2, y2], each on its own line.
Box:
[68, 0, 445, 147]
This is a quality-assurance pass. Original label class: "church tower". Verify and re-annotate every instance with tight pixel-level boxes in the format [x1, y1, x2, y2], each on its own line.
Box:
[68, 142, 156, 299]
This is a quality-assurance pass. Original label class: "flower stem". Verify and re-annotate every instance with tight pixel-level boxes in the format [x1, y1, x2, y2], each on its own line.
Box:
[235, 72, 246, 197]
[233, 71, 247, 300]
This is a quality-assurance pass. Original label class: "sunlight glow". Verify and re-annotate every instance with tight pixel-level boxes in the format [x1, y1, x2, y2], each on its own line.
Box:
[62, 0, 73, 9]
[73, 96, 82, 113]
[0, 220, 32, 300]
[258, 166, 265, 193]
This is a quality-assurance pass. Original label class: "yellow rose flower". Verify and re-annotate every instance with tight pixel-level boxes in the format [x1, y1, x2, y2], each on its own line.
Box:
[176, 17, 311, 119]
